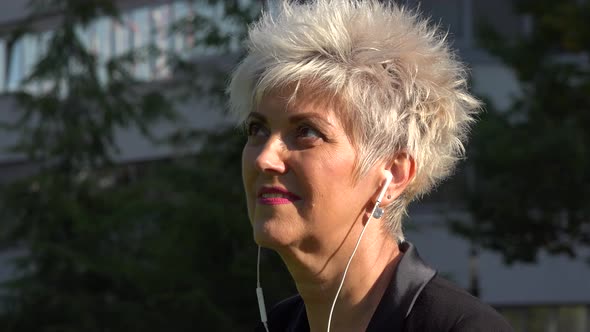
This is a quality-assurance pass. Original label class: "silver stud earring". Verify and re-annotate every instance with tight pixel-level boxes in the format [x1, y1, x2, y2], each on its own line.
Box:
[373, 207, 384, 219]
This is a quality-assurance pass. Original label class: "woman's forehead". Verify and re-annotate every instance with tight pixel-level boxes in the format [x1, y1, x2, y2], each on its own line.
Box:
[257, 84, 345, 115]
[252, 88, 345, 127]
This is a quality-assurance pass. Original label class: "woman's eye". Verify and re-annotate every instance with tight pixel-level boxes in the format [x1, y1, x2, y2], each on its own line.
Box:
[246, 122, 268, 137]
[296, 125, 323, 140]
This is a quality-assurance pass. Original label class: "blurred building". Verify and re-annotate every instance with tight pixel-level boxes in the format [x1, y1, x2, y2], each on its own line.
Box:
[0, 0, 588, 331]
[0, 0, 234, 167]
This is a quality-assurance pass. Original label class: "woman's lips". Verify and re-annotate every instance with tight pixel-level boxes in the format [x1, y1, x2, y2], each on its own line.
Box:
[257, 187, 301, 205]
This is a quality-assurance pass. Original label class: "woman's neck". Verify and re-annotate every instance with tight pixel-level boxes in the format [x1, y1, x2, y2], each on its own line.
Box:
[277, 225, 402, 332]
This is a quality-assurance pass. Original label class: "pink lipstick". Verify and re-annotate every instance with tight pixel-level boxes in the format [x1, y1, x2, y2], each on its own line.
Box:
[257, 187, 301, 205]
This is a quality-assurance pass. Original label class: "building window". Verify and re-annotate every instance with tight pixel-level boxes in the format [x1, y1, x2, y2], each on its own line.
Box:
[94, 17, 112, 84]
[0, 39, 5, 92]
[172, 1, 193, 56]
[21, 34, 39, 92]
[7, 37, 25, 91]
[130, 6, 152, 80]
[151, 4, 174, 79]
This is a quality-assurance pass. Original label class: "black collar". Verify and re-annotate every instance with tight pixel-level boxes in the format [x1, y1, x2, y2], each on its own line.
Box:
[286, 242, 436, 331]
[366, 241, 436, 330]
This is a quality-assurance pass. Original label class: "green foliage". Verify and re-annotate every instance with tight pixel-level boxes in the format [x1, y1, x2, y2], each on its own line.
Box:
[0, 131, 261, 331]
[0, 0, 297, 331]
[452, 0, 590, 263]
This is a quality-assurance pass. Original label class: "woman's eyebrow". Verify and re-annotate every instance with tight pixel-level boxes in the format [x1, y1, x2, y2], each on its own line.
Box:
[289, 113, 334, 128]
[246, 112, 267, 123]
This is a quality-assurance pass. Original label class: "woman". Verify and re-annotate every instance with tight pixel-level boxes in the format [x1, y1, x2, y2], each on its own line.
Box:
[229, 1, 513, 331]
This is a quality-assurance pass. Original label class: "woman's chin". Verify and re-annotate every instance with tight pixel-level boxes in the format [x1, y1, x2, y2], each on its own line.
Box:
[252, 219, 297, 250]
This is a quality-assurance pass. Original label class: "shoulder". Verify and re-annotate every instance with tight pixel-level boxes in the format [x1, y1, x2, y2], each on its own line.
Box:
[269, 294, 304, 320]
[404, 275, 514, 332]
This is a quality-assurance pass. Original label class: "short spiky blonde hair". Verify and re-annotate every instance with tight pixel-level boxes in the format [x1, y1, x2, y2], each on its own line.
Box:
[229, 0, 481, 241]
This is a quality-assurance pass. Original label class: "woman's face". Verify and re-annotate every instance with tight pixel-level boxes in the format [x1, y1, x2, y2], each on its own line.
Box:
[242, 88, 382, 251]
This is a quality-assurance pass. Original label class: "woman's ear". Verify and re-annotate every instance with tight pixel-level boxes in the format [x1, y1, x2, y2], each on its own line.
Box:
[380, 152, 415, 206]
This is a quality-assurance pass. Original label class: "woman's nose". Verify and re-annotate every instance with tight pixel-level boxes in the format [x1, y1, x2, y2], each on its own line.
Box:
[255, 137, 287, 175]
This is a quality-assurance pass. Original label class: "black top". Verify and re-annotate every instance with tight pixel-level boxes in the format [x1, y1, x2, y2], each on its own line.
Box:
[256, 242, 513, 331]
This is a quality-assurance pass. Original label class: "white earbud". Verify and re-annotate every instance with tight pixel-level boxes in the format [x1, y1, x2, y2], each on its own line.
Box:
[373, 173, 392, 219]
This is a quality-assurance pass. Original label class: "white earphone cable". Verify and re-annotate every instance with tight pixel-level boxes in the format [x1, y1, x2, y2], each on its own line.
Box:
[326, 199, 382, 332]
[326, 173, 391, 332]
[257, 246, 270, 332]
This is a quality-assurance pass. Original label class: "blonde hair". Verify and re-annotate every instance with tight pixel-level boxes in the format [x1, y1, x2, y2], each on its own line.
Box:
[228, 0, 481, 241]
